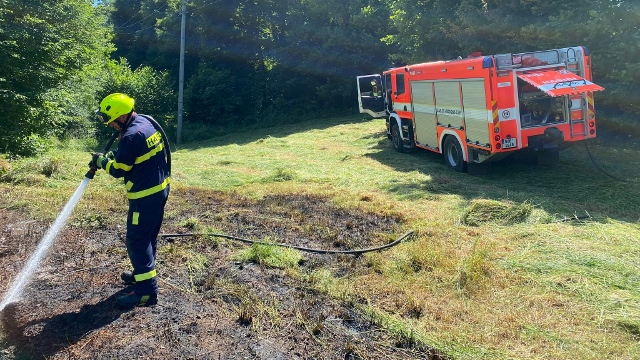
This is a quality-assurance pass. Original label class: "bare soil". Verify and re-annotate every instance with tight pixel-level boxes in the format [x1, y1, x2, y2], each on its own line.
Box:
[0, 188, 440, 359]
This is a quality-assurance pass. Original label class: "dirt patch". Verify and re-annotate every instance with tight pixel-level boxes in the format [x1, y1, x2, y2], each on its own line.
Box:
[0, 189, 442, 359]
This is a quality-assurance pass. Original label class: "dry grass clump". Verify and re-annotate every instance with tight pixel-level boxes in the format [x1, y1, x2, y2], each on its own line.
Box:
[0, 155, 64, 184]
[0, 157, 11, 175]
[461, 199, 533, 226]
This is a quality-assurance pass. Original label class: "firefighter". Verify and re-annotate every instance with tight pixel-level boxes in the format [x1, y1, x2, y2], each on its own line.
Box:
[371, 79, 380, 97]
[90, 93, 170, 309]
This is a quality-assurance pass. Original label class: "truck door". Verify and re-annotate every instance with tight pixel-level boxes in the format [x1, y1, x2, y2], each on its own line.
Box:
[357, 75, 386, 117]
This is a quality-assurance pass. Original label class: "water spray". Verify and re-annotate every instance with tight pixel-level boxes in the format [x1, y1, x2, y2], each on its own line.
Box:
[0, 131, 119, 312]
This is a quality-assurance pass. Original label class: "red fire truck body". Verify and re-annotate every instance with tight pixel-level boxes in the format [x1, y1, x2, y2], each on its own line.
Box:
[357, 46, 604, 172]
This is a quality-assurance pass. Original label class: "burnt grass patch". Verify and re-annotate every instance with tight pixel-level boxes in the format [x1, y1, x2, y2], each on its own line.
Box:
[0, 188, 443, 359]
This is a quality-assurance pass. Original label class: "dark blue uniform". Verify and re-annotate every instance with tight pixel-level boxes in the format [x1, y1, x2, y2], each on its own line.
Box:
[102, 114, 170, 297]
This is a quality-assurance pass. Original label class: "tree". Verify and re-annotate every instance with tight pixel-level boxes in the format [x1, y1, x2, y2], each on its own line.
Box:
[0, 0, 112, 155]
[582, 2, 640, 116]
[95, 58, 175, 140]
[384, 0, 462, 63]
[111, 0, 175, 70]
[110, 0, 396, 129]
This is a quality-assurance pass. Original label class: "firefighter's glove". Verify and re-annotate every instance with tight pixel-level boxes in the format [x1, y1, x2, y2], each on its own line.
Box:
[105, 151, 115, 160]
[88, 152, 108, 170]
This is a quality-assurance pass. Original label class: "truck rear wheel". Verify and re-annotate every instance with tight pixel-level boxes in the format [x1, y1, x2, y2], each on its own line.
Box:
[391, 123, 404, 153]
[443, 136, 466, 172]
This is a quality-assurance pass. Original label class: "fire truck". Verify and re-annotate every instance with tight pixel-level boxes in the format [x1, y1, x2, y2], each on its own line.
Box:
[357, 46, 604, 173]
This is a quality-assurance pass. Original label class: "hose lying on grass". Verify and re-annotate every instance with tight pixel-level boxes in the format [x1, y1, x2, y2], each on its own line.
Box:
[161, 230, 415, 255]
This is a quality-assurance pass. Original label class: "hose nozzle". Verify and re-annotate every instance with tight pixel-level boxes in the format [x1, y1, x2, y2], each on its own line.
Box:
[85, 167, 97, 179]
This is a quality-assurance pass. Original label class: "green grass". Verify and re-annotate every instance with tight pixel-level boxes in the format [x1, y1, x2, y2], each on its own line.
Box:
[233, 242, 303, 269]
[2, 114, 640, 359]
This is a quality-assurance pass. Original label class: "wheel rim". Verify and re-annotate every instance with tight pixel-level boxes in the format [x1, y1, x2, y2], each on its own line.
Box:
[392, 127, 401, 149]
[447, 143, 459, 166]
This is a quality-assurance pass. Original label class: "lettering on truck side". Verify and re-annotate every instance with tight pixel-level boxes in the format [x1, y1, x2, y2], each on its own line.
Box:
[538, 78, 582, 84]
[436, 108, 462, 116]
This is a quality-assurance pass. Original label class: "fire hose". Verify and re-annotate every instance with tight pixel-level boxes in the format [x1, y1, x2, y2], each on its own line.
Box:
[584, 141, 628, 182]
[161, 230, 415, 255]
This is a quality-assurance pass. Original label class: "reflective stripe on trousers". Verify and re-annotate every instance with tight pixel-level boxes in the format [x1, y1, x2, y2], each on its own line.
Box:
[126, 186, 169, 296]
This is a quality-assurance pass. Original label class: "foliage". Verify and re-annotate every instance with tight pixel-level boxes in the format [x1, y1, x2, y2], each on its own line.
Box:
[385, 0, 640, 118]
[0, 0, 112, 155]
[583, 3, 640, 116]
[95, 58, 176, 142]
[110, 0, 395, 133]
[183, 64, 244, 126]
[105, 0, 640, 136]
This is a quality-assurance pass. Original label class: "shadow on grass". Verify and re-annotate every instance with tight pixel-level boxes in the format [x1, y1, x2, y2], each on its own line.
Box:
[364, 130, 640, 223]
[174, 113, 370, 151]
[0, 289, 130, 359]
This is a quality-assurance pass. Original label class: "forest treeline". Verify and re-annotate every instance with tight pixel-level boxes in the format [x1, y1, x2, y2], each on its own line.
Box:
[1, 0, 638, 155]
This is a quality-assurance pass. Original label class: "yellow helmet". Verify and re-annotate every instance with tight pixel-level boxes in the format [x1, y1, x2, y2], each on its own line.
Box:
[96, 93, 135, 124]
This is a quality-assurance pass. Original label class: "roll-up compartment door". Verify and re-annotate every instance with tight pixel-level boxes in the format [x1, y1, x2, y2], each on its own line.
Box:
[434, 82, 464, 129]
[461, 80, 490, 146]
[411, 81, 438, 148]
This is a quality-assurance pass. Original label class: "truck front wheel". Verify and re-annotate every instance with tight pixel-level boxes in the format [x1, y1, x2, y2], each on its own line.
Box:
[443, 136, 466, 172]
[391, 123, 404, 153]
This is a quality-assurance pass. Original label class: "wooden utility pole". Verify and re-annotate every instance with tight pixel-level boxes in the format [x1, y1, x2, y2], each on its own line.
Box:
[177, 0, 186, 145]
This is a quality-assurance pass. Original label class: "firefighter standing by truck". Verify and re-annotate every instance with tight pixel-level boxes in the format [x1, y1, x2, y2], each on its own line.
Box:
[90, 93, 171, 309]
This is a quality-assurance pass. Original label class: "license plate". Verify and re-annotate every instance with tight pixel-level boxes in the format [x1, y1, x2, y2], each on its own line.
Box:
[502, 138, 517, 149]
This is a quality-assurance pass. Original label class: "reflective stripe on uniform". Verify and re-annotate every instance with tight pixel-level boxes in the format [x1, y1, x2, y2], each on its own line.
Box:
[134, 269, 157, 282]
[139, 295, 150, 305]
[106, 159, 133, 172]
[126, 177, 171, 200]
[135, 142, 164, 164]
[132, 211, 139, 225]
[106, 133, 163, 173]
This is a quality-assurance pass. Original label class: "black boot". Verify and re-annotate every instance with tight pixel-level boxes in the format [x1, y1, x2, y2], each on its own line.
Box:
[116, 291, 157, 309]
[120, 271, 136, 285]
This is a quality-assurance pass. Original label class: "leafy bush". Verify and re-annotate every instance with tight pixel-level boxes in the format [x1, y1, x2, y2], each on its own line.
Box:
[184, 65, 244, 127]
[41, 156, 64, 177]
[94, 59, 176, 143]
[4, 134, 54, 158]
[0, 0, 111, 156]
[0, 158, 11, 176]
